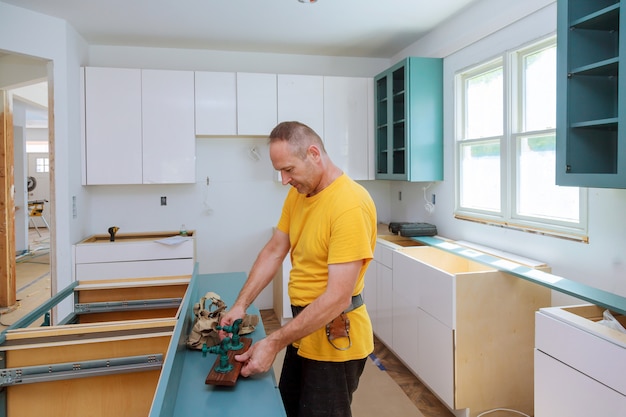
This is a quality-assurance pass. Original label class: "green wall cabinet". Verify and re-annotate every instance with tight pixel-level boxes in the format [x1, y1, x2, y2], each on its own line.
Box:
[556, 0, 626, 188]
[374, 57, 443, 181]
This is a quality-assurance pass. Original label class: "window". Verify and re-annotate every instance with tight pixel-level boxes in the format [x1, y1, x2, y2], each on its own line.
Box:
[36, 157, 49, 173]
[455, 37, 587, 241]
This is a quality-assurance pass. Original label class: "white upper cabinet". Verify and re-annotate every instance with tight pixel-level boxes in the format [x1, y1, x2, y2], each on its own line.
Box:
[277, 74, 324, 135]
[142, 69, 196, 184]
[323, 76, 373, 180]
[236, 72, 277, 136]
[84, 67, 143, 185]
[195, 72, 277, 137]
[194, 71, 237, 136]
[83, 67, 196, 185]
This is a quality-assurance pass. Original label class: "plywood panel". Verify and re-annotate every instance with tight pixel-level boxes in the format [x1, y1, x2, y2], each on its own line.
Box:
[7, 369, 160, 417]
[77, 284, 187, 303]
[455, 271, 550, 416]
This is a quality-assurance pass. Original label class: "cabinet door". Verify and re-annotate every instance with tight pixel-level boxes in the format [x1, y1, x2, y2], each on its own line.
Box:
[142, 69, 196, 184]
[363, 260, 378, 332]
[392, 251, 419, 373]
[417, 308, 454, 408]
[323, 76, 373, 180]
[374, 242, 394, 269]
[237, 73, 277, 136]
[409, 255, 455, 329]
[535, 350, 626, 417]
[376, 263, 393, 347]
[195, 71, 237, 136]
[84, 67, 143, 185]
[277, 74, 324, 134]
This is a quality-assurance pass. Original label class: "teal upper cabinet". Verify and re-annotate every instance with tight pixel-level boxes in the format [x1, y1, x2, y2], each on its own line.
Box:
[556, 0, 626, 188]
[374, 57, 443, 181]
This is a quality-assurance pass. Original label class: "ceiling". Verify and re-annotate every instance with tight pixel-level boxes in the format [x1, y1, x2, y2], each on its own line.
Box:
[3, 0, 480, 59]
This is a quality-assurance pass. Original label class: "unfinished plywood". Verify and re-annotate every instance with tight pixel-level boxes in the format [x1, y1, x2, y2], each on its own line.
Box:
[0, 90, 16, 308]
[455, 270, 551, 415]
[3, 325, 172, 417]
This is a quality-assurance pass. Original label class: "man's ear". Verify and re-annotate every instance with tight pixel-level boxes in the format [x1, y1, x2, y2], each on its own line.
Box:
[307, 144, 322, 160]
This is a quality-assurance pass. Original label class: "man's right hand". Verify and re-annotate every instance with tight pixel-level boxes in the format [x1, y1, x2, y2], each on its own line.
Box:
[218, 304, 246, 340]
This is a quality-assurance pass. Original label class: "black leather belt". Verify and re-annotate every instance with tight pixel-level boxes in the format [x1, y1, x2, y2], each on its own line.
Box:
[291, 294, 363, 318]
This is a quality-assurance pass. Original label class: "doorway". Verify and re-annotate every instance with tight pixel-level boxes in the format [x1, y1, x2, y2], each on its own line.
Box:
[0, 51, 53, 326]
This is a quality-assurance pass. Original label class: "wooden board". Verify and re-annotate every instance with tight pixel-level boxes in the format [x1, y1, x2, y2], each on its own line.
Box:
[205, 337, 252, 386]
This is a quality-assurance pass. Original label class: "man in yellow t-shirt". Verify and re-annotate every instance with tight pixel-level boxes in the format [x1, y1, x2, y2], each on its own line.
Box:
[220, 121, 377, 417]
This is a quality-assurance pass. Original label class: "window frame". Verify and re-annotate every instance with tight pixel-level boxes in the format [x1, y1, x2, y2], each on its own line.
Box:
[454, 35, 588, 241]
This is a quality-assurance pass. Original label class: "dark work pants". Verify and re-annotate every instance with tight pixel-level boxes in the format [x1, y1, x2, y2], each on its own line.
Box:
[278, 344, 367, 417]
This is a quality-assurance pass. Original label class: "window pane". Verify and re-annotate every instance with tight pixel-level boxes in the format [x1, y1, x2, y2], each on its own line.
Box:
[518, 134, 579, 222]
[36, 157, 49, 173]
[523, 46, 556, 131]
[465, 67, 503, 138]
[460, 141, 500, 211]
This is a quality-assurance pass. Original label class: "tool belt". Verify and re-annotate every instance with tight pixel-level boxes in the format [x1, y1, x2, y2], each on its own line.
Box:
[291, 294, 363, 351]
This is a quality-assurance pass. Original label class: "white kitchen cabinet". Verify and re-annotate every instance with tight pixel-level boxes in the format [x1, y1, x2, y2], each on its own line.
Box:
[195, 71, 277, 137]
[391, 249, 419, 372]
[73, 231, 195, 281]
[373, 243, 394, 348]
[194, 71, 237, 136]
[142, 69, 195, 184]
[84, 67, 143, 185]
[83, 67, 195, 185]
[394, 246, 550, 417]
[362, 259, 377, 330]
[323, 76, 373, 180]
[277, 74, 324, 135]
[237, 72, 277, 136]
[535, 305, 626, 416]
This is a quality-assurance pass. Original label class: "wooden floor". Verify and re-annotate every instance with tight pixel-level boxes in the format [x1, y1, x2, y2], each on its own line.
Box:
[1, 227, 51, 328]
[259, 309, 454, 417]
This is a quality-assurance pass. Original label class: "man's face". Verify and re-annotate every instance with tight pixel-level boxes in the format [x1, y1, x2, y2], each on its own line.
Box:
[270, 140, 318, 195]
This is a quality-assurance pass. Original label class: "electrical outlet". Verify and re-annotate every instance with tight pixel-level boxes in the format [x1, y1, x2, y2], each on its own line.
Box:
[161, 196, 167, 206]
[432, 194, 436, 205]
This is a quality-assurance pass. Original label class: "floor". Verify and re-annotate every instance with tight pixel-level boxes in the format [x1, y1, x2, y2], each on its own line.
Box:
[9, 233, 454, 417]
[1, 227, 51, 328]
[259, 309, 455, 417]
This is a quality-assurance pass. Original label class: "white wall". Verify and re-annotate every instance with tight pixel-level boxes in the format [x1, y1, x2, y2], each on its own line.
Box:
[0, 1, 89, 319]
[388, 0, 626, 304]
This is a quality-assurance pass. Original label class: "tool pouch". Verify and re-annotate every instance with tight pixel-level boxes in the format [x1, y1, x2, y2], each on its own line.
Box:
[325, 312, 351, 351]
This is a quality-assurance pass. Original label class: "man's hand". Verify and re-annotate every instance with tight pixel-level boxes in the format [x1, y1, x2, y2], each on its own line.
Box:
[218, 304, 246, 340]
[233, 336, 281, 377]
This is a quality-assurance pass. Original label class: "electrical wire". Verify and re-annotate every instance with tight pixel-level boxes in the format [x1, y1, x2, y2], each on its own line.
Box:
[476, 408, 531, 417]
[423, 182, 435, 214]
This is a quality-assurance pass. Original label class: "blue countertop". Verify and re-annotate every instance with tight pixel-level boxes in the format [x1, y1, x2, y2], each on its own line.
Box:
[150, 268, 286, 417]
[412, 236, 626, 316]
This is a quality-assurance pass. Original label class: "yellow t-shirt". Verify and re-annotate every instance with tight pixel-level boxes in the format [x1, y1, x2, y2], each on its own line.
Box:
[277, 173, 376, 361]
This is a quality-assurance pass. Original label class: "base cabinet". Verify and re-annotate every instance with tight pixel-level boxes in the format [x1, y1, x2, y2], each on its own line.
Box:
[391, 246, 550, 417]
[535, 305, 626, 416]
[362, 260, 378, 331]
[372, 243, 394, 347]
[73, 231, 195, 281]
